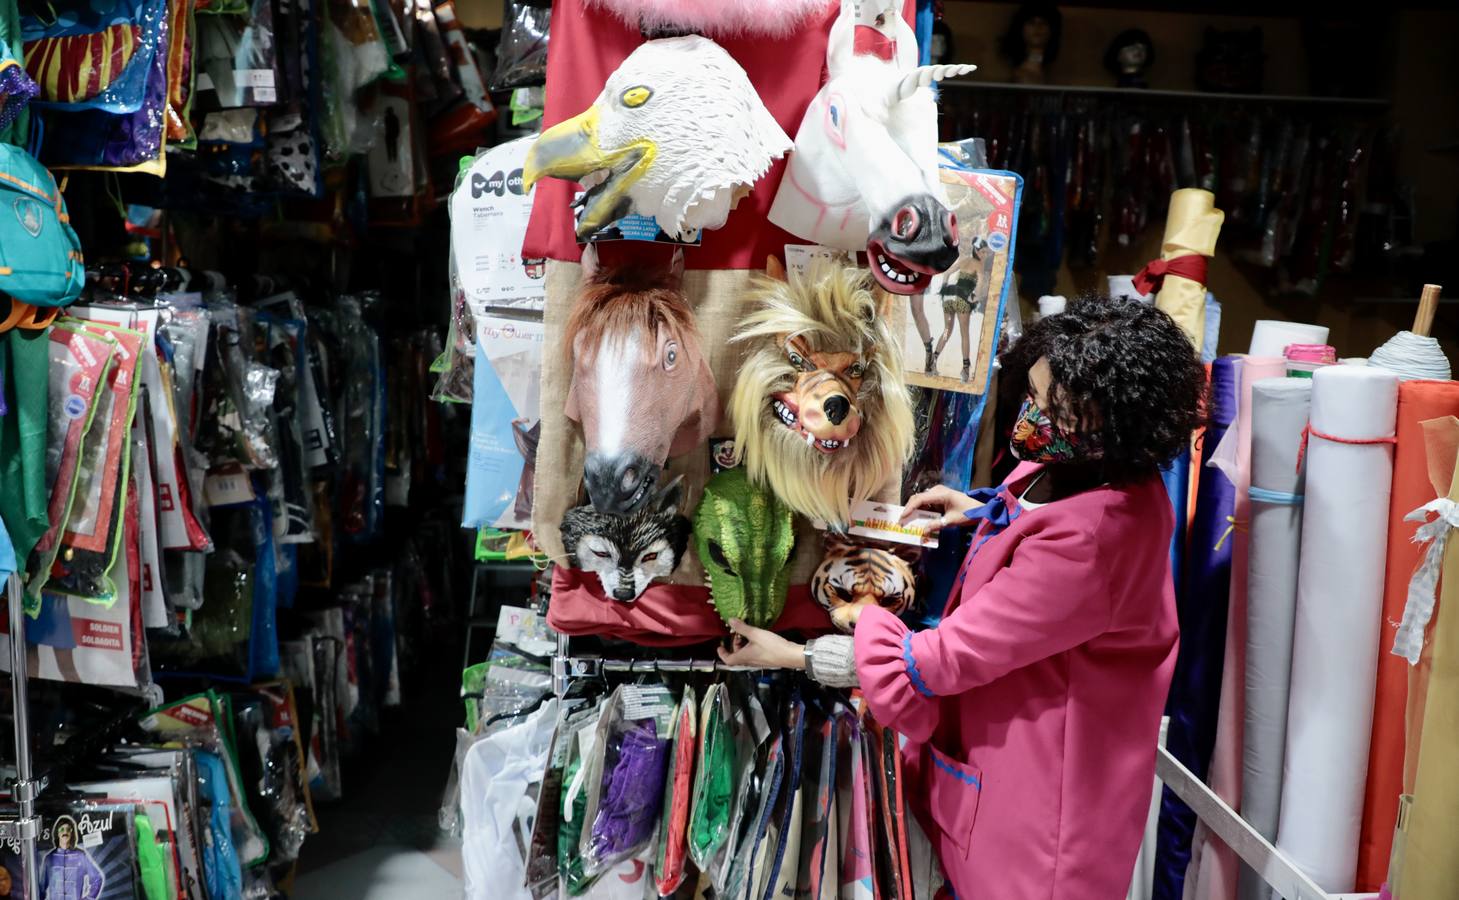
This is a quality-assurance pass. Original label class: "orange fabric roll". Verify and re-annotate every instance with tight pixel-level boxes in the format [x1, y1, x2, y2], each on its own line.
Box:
[1356, 379, 1459, 891]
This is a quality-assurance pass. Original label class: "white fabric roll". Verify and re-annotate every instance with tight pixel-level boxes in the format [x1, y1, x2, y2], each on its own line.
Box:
[1276, 365, 1398, 892]
[1238, 378, 1312, 900]
[1248, 320, 1330, 358]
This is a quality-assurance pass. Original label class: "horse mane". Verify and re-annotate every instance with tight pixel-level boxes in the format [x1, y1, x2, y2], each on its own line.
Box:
[563, 265, 695, 363]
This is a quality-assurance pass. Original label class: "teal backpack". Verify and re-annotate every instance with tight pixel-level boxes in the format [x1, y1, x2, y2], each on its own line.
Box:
[0, 142, 84, 306]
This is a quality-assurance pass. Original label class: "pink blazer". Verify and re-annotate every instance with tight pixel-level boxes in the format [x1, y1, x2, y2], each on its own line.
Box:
[855, 463, 1179, 899]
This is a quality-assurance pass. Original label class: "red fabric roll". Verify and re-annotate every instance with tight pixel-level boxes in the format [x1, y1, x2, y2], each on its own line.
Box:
[1356, 379, 1459, 891]
[547, 566, 832, 645]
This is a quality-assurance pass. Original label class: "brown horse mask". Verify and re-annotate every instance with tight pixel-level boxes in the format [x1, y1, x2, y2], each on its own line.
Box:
[564, 250, 720, 515]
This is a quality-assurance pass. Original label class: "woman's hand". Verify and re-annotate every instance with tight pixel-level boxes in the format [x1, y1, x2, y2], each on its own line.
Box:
[717, 619, 806, 670]
[901, 484, 984, 534]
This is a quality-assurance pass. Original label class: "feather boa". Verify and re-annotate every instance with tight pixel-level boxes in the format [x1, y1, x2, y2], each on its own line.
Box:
[584, 0, 833, 38]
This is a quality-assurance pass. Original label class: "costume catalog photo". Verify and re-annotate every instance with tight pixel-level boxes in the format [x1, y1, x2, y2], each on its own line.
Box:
[0, 2, 1456, 900]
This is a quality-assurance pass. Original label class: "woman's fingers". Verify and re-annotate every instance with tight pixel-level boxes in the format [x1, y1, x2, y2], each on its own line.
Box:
[900, 488, 946, 523]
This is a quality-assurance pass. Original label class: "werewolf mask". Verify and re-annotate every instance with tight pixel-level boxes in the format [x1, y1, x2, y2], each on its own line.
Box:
[729, 261, 914, 526]
[560, 477, 690, 603]
[811, 537, 917, 633]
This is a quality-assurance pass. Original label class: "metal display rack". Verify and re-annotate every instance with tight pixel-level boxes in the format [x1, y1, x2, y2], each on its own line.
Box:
[3, 573, 41, 900]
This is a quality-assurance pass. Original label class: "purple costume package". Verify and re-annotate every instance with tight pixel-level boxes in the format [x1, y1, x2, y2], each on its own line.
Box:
[581, 684, 673, 874]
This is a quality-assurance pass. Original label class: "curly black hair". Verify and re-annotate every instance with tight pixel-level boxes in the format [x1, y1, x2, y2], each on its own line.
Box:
[997, 295, 1208, 483]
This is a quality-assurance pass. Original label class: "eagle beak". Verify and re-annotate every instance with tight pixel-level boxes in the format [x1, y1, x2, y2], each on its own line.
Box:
[523, 105, 657, 238]
[523, 107, 605, 191]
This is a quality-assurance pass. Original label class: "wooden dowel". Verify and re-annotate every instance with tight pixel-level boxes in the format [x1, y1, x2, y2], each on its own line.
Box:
[1413, 283, 1442, 337]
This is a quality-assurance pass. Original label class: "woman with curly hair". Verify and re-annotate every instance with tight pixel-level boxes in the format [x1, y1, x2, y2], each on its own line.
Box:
[722, 295, 1208, 900]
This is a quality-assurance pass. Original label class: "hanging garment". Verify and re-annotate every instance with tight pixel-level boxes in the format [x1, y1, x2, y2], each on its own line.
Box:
[689, 683, 735, 872]
[460, 697, 558, 900]
[0, 329, 50, 568]
[855, 460, 1178, 900]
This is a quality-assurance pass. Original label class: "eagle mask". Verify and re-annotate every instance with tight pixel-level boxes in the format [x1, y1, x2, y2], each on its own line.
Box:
[521, 34, 791, 240]
[729, 261, 914, 526]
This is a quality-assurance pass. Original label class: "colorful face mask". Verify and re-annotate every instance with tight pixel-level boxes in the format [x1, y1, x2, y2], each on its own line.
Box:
[1009, 398, 1099, 463]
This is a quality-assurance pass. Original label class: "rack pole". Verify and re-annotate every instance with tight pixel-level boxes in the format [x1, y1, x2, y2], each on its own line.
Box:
[6, 574, 40, 900]
[1412, 283, 1442, 337]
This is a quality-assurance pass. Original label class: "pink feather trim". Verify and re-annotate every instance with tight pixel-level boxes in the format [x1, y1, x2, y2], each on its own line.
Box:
[584, 0, 833, 38]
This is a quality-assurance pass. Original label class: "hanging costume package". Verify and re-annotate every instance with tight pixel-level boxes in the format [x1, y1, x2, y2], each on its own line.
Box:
[688, 682, 733, 874]
[38, 0, 172, 175]
[194, 0, 278, 109]
[257, 292, 335, 469]
[21, 0, 167, 113]
[49, 320, 144, 603]
[70, 775, 191, 900]
[653, 684, 697, 896]
[761, 690, 808, 900]
[838, 712, 874, 900]
[560, 701, 607, 896]
[723, 719, 784, 900]
[0, 802, 143, 900]
[462, 315, 543, 530]
[155, 303, 213, 549]
[904, 158, 1021, 401]
[438, 135, 545, 404]
[580, 684, 673, 876]
[0, 33, 37, 132]
[716, 682, 772, 894]
[254, 311, 315, 543]
[489, 0, 549, 91]
[521, 698, 597, 898]
[24, 324, 115, 605]
[139, 691, 270, 868]
[2, 580, 144, 687]
[460, 698, 559, 900]
[798, 703, 844, 900]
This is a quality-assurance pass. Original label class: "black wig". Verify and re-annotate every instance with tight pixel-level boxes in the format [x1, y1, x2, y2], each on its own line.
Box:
[999, 2, 1063, 67]
[997, 295, 1208, 483]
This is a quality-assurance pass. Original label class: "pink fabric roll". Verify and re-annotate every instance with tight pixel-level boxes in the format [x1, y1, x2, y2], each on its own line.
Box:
[1186, 357, 1288, 900]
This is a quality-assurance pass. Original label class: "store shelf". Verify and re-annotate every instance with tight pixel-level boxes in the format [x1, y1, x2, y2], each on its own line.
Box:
[1156, 747, 1382, 900]
[942, 78, 1390, 108]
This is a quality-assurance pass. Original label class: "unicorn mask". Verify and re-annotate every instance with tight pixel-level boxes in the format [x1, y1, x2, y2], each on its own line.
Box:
[522, 34, 791, 240]
[768, 0, 976, 294]
[564, 254, 720, 515]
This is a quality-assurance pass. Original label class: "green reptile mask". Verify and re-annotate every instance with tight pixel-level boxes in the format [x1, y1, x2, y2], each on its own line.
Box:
[692, 467, 796, 628]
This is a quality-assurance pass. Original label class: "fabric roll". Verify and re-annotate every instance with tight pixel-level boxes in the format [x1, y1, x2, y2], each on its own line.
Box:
[1152, 189, 1224, 350]
[1396, 416, 1459, 900]
[1153, 356, 1241, 900]
[1187, 359, 1286, 900]
[1276, 365, 1399, 893]
[1248, 321, 1329, 358]
[1161, 450, 1191, 585]
[1356, 380, 1459, 891]
[1235, 378, 1312, 900]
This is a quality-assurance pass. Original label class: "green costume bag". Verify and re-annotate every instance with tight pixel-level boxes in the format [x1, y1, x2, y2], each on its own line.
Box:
[0, 328, 49, 566]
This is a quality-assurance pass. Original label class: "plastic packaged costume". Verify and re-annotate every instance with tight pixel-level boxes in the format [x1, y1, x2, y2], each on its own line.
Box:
[460, 698, 559, 900]
[653, 685, 697, 896]
[580, 685, 672, 875]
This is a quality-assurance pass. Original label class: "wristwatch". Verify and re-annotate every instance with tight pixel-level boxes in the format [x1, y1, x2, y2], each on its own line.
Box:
[803, 641, 817, 683]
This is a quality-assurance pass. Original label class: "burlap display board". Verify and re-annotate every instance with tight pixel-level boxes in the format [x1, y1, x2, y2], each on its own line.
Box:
[533, 260, 848, 589]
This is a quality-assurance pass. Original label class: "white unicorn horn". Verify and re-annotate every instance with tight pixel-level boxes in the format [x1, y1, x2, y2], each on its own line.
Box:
[890, 63, 978, 103]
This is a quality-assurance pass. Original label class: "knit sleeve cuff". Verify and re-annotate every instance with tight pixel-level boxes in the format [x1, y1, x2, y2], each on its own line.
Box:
[807, 636, 859, 688]
[852, 605, 939, 742]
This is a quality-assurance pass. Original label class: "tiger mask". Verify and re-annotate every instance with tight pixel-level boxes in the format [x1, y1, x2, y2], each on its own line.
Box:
[810, 537, 918, 633]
